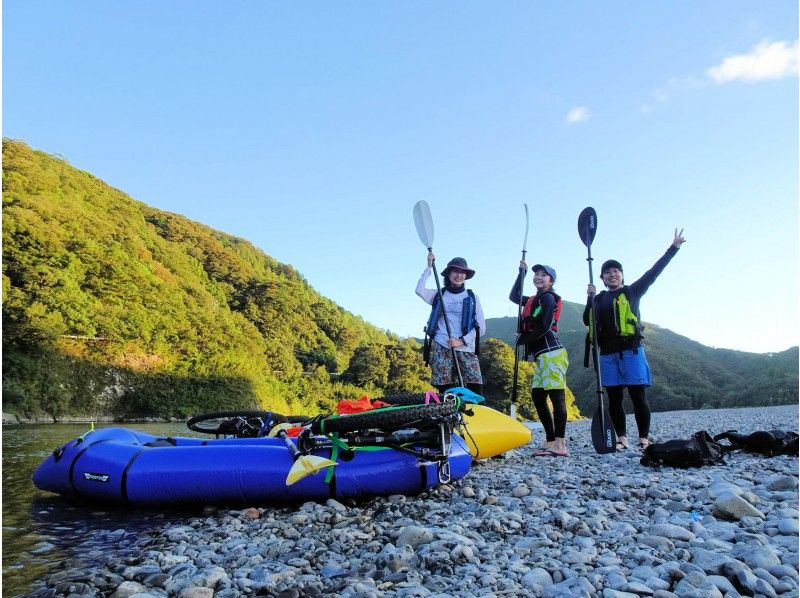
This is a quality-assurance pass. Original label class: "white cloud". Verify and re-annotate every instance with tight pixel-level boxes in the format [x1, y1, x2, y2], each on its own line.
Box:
[566, 106, 590, 124]
[708, 39, 799, 84]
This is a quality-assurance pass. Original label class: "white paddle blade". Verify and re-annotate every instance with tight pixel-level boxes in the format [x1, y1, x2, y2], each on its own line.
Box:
[286, 455, 337, 485]
[522, 203, 530, 251]
[413, 201, 435, 248]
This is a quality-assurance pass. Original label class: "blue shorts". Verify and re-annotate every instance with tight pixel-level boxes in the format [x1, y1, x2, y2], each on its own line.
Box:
[599, 348, 652, 387]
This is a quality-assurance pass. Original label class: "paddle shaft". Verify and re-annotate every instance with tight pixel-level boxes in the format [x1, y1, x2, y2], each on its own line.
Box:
[510, 204, 530, 418]
[584, 235, 604, 390]
[427, 248, 464, 388]
[277, 429, 303, 458]
[584, 229, 616, 453]
[509, 250, 527, 416]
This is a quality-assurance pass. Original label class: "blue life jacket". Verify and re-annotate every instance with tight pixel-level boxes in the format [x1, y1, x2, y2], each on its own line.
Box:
[425, 290, 478, 338]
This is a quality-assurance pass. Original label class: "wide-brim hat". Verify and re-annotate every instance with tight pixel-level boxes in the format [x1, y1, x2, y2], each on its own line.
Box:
[441, 257, 475, 279]
[532, 264, 557, 283]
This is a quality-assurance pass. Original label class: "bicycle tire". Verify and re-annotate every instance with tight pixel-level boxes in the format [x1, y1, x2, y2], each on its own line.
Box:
[373, 392, 429, 407]
[312, 395, 458, 435]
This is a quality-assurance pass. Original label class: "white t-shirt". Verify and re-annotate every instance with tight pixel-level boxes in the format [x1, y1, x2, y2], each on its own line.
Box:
[415, 267, 485, 351]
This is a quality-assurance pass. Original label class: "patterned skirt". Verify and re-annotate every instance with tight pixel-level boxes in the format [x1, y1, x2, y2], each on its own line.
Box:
[530, 348, 569, 390]
[430, 341, 483, 386]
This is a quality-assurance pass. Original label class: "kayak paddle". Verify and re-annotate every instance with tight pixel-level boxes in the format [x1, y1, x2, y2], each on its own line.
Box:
[269, 423, 337, 485]
[578, 207, 617, 454]
[413, 200, 464, 387]
[509, 203, 529, 419]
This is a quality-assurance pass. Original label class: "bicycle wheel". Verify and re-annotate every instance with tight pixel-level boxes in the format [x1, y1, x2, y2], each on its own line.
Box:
[186, 411, 309, 435]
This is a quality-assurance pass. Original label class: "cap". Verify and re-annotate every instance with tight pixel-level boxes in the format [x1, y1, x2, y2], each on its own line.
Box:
[532, 264, 557, 283]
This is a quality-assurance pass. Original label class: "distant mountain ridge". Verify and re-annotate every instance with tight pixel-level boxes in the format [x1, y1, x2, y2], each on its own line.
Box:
[485, 301, 798, 414]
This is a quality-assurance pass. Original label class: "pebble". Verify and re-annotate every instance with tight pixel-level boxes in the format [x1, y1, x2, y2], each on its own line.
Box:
[26, 405, 798, 598]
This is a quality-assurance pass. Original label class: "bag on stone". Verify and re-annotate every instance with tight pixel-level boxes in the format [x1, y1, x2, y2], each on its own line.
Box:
[640, 431, 725, 468]
[713, 430, 799, 457]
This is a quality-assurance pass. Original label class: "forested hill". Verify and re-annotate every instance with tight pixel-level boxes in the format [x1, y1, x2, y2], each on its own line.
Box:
[3, 139, 434, 419]
[486, 302, 799, 415]
[4, 139, 792, 421]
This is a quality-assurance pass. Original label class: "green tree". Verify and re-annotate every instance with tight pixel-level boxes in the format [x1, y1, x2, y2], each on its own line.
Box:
[342, 343, 390, 389]
[385, 340, 429, 394]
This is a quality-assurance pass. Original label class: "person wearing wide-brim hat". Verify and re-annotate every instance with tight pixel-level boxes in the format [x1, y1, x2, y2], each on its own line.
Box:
[416, 255, 485, 396]
[584, 229, 686, 451]
[510, 261, 569, 457]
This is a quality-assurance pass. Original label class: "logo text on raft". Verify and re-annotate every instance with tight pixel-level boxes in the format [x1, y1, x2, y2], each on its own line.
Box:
[83, 472, 110, 482]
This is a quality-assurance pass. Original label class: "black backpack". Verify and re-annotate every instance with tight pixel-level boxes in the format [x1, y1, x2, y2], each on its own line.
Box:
[640, 431, 725, 469]
[713, 430, 799, 457]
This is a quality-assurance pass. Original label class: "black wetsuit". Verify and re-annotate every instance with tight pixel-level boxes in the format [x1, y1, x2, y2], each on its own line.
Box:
[510, 271, 567, 441]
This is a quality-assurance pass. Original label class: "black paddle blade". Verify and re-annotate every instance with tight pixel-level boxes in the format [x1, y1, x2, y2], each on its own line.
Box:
[590, 401, 617, 454]
[578, 207, 598, 247]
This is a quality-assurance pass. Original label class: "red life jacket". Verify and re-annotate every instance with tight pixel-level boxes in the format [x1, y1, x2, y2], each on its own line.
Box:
[520, 291, 562, 333]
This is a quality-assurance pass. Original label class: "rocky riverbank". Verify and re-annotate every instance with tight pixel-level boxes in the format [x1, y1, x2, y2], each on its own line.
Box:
[24, 405, 799, 598]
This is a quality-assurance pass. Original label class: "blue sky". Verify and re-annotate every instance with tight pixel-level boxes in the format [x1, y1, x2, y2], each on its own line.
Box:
[4, 2, 798, 353]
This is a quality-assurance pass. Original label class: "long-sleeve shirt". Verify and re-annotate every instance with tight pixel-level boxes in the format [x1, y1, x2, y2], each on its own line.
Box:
[583, 245, 679, 355]
[416, 267, 485, 352]
[509, 271, 564, 359]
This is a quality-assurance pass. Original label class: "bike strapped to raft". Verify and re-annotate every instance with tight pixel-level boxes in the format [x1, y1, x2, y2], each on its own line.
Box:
[186, 391, 469, 484]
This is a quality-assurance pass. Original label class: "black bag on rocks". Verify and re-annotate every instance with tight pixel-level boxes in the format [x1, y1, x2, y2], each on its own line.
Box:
[640, 431, 726, 469]
[713, 430, 799, 457]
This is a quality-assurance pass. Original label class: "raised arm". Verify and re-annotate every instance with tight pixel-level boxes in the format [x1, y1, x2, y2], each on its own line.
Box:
[509, 261, 530, 305]
[415, 252, 438, 305]
[628, 229, 685, 297]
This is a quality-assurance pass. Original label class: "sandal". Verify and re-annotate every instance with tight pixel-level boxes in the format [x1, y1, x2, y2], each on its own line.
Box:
[534, 449, 557, 457]
[638, 440, 650, 450]
[615, 441, 628, 451]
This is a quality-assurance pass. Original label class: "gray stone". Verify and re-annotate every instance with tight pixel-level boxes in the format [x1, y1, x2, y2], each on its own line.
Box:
[674, 571, 722, 597]
[706, 575, 737, 595]
[521, 567, 553, 588]
[766, 475, 798, 491]
[649, 523, 695, 541]
[602, 589, 639, 598]
[778, 518, 800, 535]
[605, 571, 629, 591]
[623, 581, 655, 595]
[645, 577, 671, 591]
[713, 492, 765, 521]
[325, 498, 347, 513]
[768, 564, 799, 580]
[511, 484, 531, 498]
[397, 526, 435, 549]
[689, 547, 733, 574]
[630, 566, 659, 582]
[732, 545, 782, 570]
[639, 536, 676, 551]
[110, 581, 146, 598]
[732, 568, 762, 596]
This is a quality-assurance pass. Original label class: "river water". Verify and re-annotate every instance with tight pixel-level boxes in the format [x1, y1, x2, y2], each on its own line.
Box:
[2, 422, 210, 597]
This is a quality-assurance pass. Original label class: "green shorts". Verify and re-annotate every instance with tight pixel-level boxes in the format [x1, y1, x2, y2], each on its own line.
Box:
[531, 348, 569, 390]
